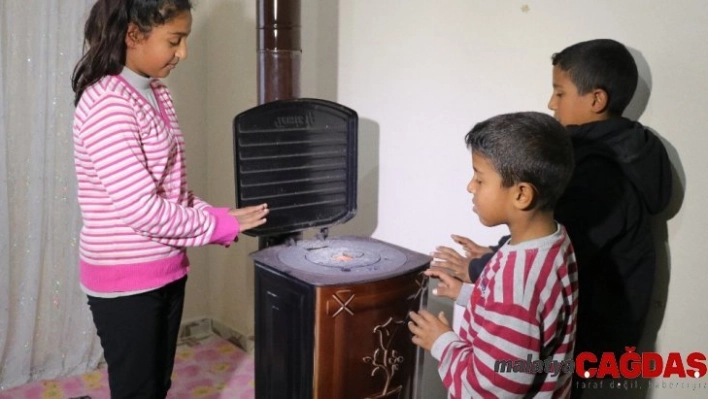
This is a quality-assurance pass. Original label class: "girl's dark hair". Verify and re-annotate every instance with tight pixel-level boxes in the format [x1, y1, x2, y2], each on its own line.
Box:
[71, 0, 193, 106]
[465, 112, 574, 212]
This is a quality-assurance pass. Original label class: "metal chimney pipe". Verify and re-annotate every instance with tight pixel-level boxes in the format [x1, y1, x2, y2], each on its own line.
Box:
[257, 0, 302, 104]
[256, 0, 303, 249]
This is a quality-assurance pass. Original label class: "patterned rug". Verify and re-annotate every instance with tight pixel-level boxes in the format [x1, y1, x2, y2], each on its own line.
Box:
[0, 334, 255, 399]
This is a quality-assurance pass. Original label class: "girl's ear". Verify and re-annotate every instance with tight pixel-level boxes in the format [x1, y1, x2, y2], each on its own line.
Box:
[590, 88, 609, 114]
[125, 24, 142, 48]
[513, 182, 536, 211]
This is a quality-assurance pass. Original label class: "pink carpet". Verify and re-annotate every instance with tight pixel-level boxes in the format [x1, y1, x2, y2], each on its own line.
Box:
[0, 335, 255, 399]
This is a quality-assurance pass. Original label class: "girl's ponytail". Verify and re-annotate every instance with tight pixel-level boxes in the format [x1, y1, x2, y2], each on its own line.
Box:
[71, 0, 131, 106]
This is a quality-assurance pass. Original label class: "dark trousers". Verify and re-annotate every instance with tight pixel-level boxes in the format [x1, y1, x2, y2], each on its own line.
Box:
[87, 276, 187, 399]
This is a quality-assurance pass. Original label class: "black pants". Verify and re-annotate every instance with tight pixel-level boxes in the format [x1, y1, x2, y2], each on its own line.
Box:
[87, 276, 187, 399]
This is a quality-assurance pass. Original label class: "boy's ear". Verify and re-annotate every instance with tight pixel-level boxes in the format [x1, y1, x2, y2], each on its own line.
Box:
[590, 88, 609, 114]
[125, 24, 143, 48]
[513, 182, 536, 211]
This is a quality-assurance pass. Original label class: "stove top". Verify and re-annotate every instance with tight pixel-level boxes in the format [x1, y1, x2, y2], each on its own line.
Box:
[250, 236, 430, 286]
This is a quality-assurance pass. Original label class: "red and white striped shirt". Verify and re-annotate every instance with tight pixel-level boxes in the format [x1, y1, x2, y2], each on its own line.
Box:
[72, 73, 238, 294]
[431, 225, 578, 398]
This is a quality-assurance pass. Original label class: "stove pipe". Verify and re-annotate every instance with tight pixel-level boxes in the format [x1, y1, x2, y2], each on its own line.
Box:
[257, 0, 302, 104]
[256, 0, 304, 249]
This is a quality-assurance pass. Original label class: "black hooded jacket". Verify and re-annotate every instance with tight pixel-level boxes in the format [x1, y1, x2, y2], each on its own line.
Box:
[469, 117, 672, 353]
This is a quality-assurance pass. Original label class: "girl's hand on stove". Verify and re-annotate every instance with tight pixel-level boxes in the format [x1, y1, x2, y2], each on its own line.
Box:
[425, 268, 462, 300]
[229, 204, 269, 233]
[408, 309, 451, 351]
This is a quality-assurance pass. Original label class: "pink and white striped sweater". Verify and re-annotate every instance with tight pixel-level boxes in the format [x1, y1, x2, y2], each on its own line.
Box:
[72, 74, 238, 294]
[431, 225, 578, 398]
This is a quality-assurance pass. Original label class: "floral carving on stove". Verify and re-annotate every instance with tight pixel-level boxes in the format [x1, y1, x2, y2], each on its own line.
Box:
[362, 317, 405, 398]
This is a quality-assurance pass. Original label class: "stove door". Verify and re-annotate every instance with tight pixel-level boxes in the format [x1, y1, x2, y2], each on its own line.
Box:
[233, 98, 358, 237]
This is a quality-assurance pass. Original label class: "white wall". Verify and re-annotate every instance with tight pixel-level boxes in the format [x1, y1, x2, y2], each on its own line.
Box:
[170, 1, 708, 398]
[334, 2, 706, 398]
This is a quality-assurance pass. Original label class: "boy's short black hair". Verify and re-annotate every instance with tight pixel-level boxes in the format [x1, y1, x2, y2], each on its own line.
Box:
[552, 39, 638, 116]
[465, 112, 574, 211]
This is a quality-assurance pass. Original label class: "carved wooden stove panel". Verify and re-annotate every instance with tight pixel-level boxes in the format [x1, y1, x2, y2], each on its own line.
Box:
[313, 271, 428, 399]
[253, 239, 430, 399]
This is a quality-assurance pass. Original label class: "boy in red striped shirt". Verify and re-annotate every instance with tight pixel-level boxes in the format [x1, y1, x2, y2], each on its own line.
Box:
[408, 111, 579, 398]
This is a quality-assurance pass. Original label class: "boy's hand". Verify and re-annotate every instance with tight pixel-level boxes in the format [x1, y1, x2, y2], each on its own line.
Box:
[229, 204, 268, 233]
[431, 245, 472, 283]
[451, 234, 493, 259]
[408, 310, 452, 351]
[425, 267, 464, 300]
[431, 235, 490, 283]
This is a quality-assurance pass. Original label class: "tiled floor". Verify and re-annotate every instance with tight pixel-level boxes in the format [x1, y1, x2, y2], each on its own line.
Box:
[0, 334, 255, 399]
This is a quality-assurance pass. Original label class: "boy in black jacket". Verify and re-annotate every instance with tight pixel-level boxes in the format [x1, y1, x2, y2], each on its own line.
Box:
[431, 39, 672, 397]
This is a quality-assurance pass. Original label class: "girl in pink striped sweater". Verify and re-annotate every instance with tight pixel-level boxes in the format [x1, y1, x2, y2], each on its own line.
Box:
[71, 1, 267, 397]
[408, 112, 579, 398]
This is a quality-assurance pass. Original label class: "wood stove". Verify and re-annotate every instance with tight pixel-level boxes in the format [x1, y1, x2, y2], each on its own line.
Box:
[233, 98, 431, 398]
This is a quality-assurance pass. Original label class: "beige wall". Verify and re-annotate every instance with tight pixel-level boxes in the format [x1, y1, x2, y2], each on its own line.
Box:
[170, 1, 707, 398]
[165, 1, 209, 322]
[170, 0, 345, 338]
[168, 0, 261, 334]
